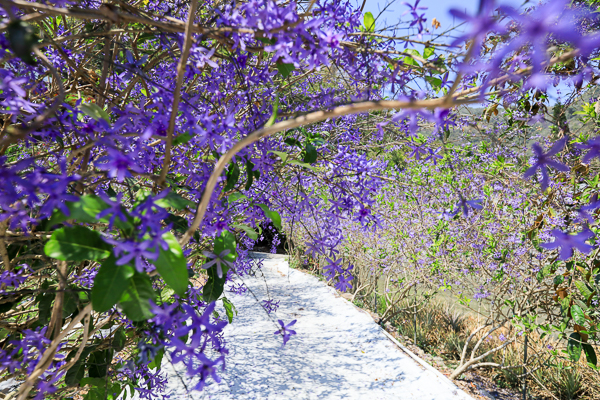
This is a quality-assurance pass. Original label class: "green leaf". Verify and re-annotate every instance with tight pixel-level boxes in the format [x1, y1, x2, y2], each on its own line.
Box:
[48, 195, 132, 231]
[269, 150, 290, 164]
[7, 21, 38, 65]
[80, 378, 106, 388]
[36, 285, 55, 326]
[554, 275, 565, 286]
[83, 387, 103, 400]
[288, 160, 318, 171]
[425, 76, 442, 89]
[303, 142, 318, 164]
[50, 195, 107, 225]
[571, 305, 587, 326]
[160, 287, 175, 302]
[88, 349, 113, 378]
[245, 160, 258, 191]
[228, 193, 248, 203]
[214, 230, 237, 262]
[80, 377, 119, 400]
[222, 297, 237, 323]
[150, 232, 189, 296]
[148, 347, 164, 370]
[224, 162, 240, 192]
[276, 62, 295, 78]
[284, 137, 302, 148]
[154, 192, 195, 210]
[172, 132, 193, 146]
[574, 299, 588, 311]
[92, 255, 135, 313]
[119, 274, 155, 321]
[65, 347, 92, 386]
[164, 213, 189, 234]
[232, 224, 258, 240]
[364, 12, 375, 32]
[80, 103, 110, 122]
[111, 327, 127, 352]
[203, 265, 226, 302]
[266, 97, 279, 127]
[0, 298, 20, 314]
[258, 37, 276, 45]
[423, 47, 435, 59]
[403, 56, 418, 66]
[83, 383, 121, 400]
[575, 280, 594, 299]
[568, 332, 583, 362]
[583, 343, 597, 366]
[62, 287, 84, 318]
[203, 231, 237, 302]
[44, 226, 112, 261]
[257, 204, 282, 230]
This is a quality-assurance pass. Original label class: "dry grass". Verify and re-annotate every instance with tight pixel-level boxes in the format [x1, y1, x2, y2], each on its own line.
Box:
[360, 298, 600, 400]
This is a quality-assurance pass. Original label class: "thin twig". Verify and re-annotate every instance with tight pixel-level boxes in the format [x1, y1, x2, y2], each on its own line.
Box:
[0, 48, 65, 151]
[16, 304, 92, 400]
[157, 0, 199, 187]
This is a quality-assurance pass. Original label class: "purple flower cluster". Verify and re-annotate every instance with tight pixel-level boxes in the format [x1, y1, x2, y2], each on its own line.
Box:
[148, 301, 228, 392]
[1, 0, 599, 395]
[262, 299, 280, 314]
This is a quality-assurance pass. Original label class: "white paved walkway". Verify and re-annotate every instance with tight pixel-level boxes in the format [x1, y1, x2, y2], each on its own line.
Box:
[156, 256, 473, 400]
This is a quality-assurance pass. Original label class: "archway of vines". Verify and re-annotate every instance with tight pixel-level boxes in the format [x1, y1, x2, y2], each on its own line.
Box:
[1, 0, 600, 398]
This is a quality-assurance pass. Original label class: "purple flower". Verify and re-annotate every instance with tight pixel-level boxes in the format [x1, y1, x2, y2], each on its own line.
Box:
[138, 341, 161, 365]
[575, 136, 600, 164]
[335, 273, 353, 292]
[34, 370, 64, 400]
[201, 250, 235, 279]
[424, 148, 443, 165]
[118, 50, 148, 81]
[228, 283, 247, 295]
[96, 192, 128, 229]
[149, 301, 179, 332]
[163, 302, 228, 392]
[403, 0, 428, 38]
[498, 0, 590, 88]
[274, 319, 297, 346]
[473, 289, 490, 300]
[437, 209, 455, 221]
[540, 229, 595, 260]
[192, 354, 224, 391]
[449, 0, 506, 56]
[579, 194, 600, 221]
[581, 195, 600, 213]
[453, 197, 483, 217]
[109, 239, 159, 272]
[262, 299, 280, 314]
[407, 144, 429, 160]
[524, 138, 569, 190]
[190, 46, 218, 70]
[174, 302, 228, 339]
[323, 258, 343, 280]
[96, 148, 144, 183]
[392, 108, 434, 136]
[0, 266, 29, 293]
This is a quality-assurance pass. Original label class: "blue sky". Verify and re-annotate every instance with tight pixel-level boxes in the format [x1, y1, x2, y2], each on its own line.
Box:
[359, 0, 525, 43]
[355, 0, 568, 104]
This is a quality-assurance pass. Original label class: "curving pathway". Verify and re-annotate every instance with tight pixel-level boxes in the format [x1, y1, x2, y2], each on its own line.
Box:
[156, 254, 474, 400]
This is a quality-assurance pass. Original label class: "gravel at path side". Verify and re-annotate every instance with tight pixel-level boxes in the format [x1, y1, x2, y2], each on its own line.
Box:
[154, 257, 474, 400]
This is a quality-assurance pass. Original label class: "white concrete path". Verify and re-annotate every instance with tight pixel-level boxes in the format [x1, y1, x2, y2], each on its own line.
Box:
[157, 256, 473, 400]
